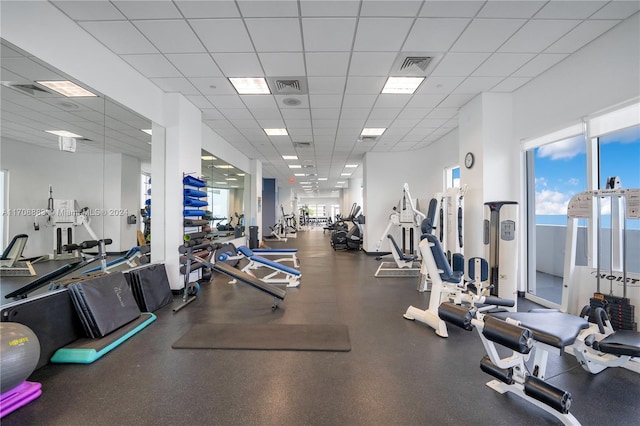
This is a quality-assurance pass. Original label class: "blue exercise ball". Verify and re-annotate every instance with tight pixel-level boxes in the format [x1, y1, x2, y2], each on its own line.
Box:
[0, 322, 40, 393]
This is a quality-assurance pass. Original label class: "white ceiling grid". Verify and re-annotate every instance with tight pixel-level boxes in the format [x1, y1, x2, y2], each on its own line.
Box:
[1, 0, 638, 196]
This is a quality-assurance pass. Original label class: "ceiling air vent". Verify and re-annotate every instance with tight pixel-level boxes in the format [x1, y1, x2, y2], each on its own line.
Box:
[302, 164, 315, 169]
[391, 52, 441, 77]
[293, 142, 312, 148]
[359, 136, 378, 142]
[267, 77, 308, 95]
[4, 82, 54, 97]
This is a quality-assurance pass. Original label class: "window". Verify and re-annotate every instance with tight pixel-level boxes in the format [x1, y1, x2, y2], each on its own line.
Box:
[445, 166, 460, 189]
[0, 170, 5, 252]
[526, 134, 588, 305]
[208, 187, 229, 219]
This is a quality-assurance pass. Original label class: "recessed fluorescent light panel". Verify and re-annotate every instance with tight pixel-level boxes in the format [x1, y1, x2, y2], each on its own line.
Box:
[294, 173, 306, 177]
[265, 128, 288, 136]
[45, 130, 83, 138]
[361, 128, 386, 136]
[337, 181, 345, 184]
[214, 165, 234, 169]
[282, 155, 298, 160]
[236, 173, 245, 176]
[381, 77, 424, 94]
[317, 178, 328, 181]
[201, 155, 217, 160]
[341, 173, 351, 176]
[215, 181, 228, 184]
[345, 164, 358, 168]
[37, 81, 97, 97]
[288, 165, 302, 169]
[225, 178, 237, 181]
[229, 77, 270, 94]
[141, 129, 152, 135]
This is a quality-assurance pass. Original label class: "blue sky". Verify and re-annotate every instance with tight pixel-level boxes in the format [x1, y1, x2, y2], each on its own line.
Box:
[534, 125, 640, 227]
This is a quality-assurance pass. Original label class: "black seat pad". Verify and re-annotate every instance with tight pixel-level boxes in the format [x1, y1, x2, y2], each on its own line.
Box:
[598, 331, 640, 357]
[491, 311, 589, 349]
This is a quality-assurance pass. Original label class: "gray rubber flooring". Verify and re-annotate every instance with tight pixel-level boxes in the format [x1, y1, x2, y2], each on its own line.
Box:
[2, 229, 639, 425]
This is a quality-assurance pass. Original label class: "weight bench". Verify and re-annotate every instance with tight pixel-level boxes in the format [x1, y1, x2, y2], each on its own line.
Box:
[251, 247, 299, 268]
[375, 235, 421, 278]
[439, 302, 591, 425]
[404, 234, 513, 337]
[0, 234, 36, 277]
[212, 262, 286, 309]
[224, 246, 301, 288]
[82, 245, 149, 274]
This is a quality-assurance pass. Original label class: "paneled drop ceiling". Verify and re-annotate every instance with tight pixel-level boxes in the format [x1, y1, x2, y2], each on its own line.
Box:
[4, 1, 640, 196]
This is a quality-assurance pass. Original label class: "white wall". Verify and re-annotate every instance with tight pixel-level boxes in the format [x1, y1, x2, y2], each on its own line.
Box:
[1, 139, 140, 257]
[362, 130, 458, 253]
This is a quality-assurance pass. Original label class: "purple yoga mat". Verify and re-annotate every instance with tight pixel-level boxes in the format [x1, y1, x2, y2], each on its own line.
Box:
[0, 381, 42, 418]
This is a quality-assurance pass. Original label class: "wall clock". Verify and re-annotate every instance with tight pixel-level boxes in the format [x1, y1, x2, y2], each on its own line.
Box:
[464, 152, 475, 169]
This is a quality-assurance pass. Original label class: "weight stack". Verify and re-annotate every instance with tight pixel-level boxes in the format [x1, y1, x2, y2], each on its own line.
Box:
[589, 294, 636, 331]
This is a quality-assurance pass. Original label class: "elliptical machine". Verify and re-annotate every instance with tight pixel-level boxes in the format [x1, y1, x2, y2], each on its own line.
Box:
[331, 203, 364, 251]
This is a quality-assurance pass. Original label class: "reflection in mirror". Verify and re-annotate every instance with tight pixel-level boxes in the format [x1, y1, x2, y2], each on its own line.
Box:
[200, 149, 248, 241]
[0, 39, 153, 302]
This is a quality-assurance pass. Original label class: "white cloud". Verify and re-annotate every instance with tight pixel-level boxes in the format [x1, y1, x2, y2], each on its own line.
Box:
[537, 135, 586, 160]
[599, 126, 640, 145]
[535, 189, 570, 215]
[568, 178, 580, 186]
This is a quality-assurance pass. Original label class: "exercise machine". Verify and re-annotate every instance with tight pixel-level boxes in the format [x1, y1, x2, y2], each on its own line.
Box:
[561, 184, 639, 373]
[403, 234, 513, 337]
[33, 186, 99, 261]
[0, 234, 36, 277]
[330, 203, 364, 251]
[483, 201, 518, 305]
[439, 302, 587, 425]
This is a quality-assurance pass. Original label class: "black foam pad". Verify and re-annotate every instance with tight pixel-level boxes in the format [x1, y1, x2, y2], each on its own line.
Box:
[598, 331, 640, 357]
[491, 311, 589, 349]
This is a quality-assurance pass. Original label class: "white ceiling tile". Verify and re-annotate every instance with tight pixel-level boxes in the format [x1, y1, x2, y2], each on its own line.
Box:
[403, 18, 471, 52]
[150, 77, 199, 94]
[246, 18, 302, 52]
[257, 118, 286, 128]
[374, 94, 411, 109]
[175, 1, 240, 18]
[240, 95, 279, 109]
[212, 53, 264, 76]
[390, 119, 421, 128]
[545, 20, 620, 54]
[306, 52, 351, 76]
[230, 118, 261, 129]
[251, 108, 283, 119]
[453, 76, 503, 93]
[313, 119, 339, 128]
[431, 53, 491, 76]
[511, 53, 568, 77]
[499, 20, 581, 53]
[439, 93, 476, 108]
[237, 0, 299, 17]
[79, 21, 158, 54]
[300, 0, 360, 16]
[396, 108, 433, 120]
[405, 94, 447, 108]
[472, 53, 536, 77]
[307, 77, 347, 94]
[345, 76, 386, 94]
[310, 94, 343, 108]
[287, 120, 312, 129]
[590, 1, 640, 19]
[368, 108, 401, 121]
[342, 94, 378, 108]
[52, 1, 125, 20]
[302, 18, 357, 51]
[477, 1, 546, 18]
[205, 95, 246, 109]
[451, 19, 526, 52]
[133, 20, 204, 53]
[348, 52, 397, 76]
[121, 54, 181, 78]
[189, 19, 253, 53]
[113, 1, 181, 19]
[258, 53, 305, 76]
[189, 77, 237, 95]
[354, 18, 414, 51]
[200, 108, 224, 119]
[281, 109, 311, 120]
[165, 54, 223, 77]
[313, 128, 337, 136]
[417, 76, 465, 94]
[340, 108, 371, 119]
[312, 109, 341, 120]
[365, 118, 395, 127]
[534, 1, 608, 19]
[420, 1, 484, 17]
[490, 77, 532, 92]
[427, 108, 458, 119]
[275, 95, 310, 108]
[186, 96, 214, 109]
[360, 0, 422, 16]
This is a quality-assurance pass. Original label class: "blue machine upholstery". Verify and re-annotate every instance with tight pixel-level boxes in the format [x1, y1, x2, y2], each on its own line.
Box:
[424, 234, 463, 283]
[237, 246, 301, 276]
